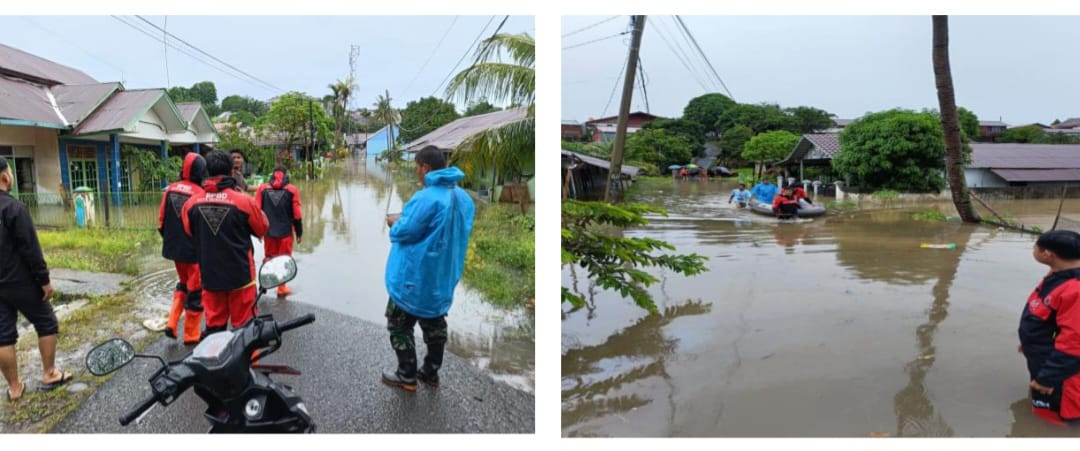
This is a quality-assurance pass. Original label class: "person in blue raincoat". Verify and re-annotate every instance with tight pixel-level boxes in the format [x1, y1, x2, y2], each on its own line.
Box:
[750, 178, 779, 206]
[381, 146, 476, 392]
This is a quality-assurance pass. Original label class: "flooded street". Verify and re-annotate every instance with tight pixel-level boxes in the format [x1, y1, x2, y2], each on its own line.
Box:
[562, 179, 1080, 437]
[135, 158, 533, 393]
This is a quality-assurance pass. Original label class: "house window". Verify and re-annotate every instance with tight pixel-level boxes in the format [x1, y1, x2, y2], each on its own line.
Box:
[69, 159, 99, 192]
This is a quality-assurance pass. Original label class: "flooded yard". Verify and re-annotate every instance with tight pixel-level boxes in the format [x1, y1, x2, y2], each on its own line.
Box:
[562, 178, 1080, 437]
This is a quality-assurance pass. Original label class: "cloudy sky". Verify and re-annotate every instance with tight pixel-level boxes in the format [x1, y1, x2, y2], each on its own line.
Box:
[562, 15, 1080, 126]
[0, 15, 533, 111]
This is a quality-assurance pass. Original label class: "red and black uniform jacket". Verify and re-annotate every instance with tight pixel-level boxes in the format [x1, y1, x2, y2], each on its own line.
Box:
[793, 187, 812, 204]
[1019, 268, 1080, 419]
[772, 194, 799, 212]
[255, 170, 303, 239]
[158, 153, 206, 263]
[181, 176, 269, 292]
[0, 190, 49, 288]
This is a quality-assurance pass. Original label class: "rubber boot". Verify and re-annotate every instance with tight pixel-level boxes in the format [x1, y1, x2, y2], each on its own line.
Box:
[164, 291, 185, 340]
[182, 311, 203, 345]
[276, 284, 292, 297]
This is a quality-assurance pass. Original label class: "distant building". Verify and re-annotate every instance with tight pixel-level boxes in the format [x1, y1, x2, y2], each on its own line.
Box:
[966, 143, 1080, 187]
[584, 111, 661, 143]
[561, 120, 586, 141]
[978, 120, 1008, 141]
[365, 125, 400, 158]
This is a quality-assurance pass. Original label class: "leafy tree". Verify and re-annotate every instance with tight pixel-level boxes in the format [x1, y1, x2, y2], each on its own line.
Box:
[716, 103, 795, 135]
[683, 93, 736, 135]
[169, 81, 220, 118]
[221, 95, 268, 117]
[785, 106, 835, 134]
[741, 130, 800, 179]
[259, 91, 333, 163]
[833, 109, 946, 192]
[995, 125, 1044, 143]
[446, 32, 535, 188]
[127, 146, 182, 191]
[718, 125, 754, 166]
[464, 99, 500, 117]
[1052, 119, 1062, 126]
[327, 78, 355, 149]
[641, 118, 707, 151]
[625, 129, 694, 173]
[957, 107, 979, 141]
[398, 96, 460, 143]
[561, 200, 708, 313]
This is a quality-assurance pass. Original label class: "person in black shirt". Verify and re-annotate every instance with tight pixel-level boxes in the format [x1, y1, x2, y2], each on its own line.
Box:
[0, 157, 70, 401]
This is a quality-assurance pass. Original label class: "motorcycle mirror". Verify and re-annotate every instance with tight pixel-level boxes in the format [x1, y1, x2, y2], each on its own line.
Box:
[85, 338, 136, 376]
[259, 255, 297, 289]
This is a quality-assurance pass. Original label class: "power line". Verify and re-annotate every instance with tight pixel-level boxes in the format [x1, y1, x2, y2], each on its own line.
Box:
[22, 17, 128, 83]
[666, 16, 718, 92]
[562, 31, 629, 51]
[111, 16, 272, 93]
[637, 55, 649, 114]
[562, 15, 620, 39]
[649, 18, 710, 93]
[134, 15, 283, 93]
[674, 15, 734, 100]
[601, 43, 629, 118]
[163, 16, 170, 88]
[432, 15, 496, 97]
[401, 16, 458, 99]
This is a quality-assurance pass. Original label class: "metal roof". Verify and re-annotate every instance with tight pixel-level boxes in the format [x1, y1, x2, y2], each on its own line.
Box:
[51, 83, 122, 126]
[969, 143, 1080, 169]
[175, 102, 203, 123]
[0, 75, 65, 127]
[979, 120, 1008, 127]
[990, 168, 1080, 182]
[404, 108, 528, 152]
[585, 111, 660, 125]
[777, 133, 841, 165]
[74, 89, 186, 135]
[1054, 118, 1080, 129]
[561, 150, 640, 176]
[0, 43, 97, 85]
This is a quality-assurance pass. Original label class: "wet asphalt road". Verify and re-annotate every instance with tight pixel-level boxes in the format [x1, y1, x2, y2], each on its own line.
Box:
[54, 298, 534, 433]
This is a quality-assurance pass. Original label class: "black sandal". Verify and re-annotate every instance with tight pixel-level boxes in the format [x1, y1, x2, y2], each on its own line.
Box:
[40, 370, 73, 391]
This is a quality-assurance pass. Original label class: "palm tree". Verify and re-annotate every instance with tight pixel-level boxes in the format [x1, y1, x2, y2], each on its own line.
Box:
[932, 16, 980, 223]
[328, 77, 355, 150]
[372, 93, 401, 161]
[444, 33, 535, 198]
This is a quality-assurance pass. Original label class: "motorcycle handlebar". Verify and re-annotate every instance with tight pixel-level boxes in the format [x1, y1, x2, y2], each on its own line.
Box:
[119, 393, 159, 426]
[277, 314, 315, 334]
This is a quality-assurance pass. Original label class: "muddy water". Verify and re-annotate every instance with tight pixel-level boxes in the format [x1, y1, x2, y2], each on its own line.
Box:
[562, 179, 1080, 437]
[134, 159, 533, 392]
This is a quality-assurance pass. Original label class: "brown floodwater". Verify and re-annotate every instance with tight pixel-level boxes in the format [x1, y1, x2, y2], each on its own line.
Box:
[562, 178, 1080, 437]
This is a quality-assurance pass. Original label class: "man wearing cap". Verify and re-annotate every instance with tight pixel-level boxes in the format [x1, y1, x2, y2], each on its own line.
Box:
[0, 157, 70, 401]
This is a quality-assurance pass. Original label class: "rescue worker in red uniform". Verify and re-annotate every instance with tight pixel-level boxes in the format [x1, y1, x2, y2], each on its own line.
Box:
[771, 186, 800, 220]
[158, 153, 207, 344]
[1019, 230, 1080, 424]
[790, 183, 813, 205]
[182, 151, 269, 338]
[254, 166, 303, 297]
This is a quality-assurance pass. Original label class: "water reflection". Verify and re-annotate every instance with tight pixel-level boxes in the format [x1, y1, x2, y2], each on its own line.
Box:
[284, 159, 533, 392]
[562, 179, 1080, 436]
[562, 300, 712, 436]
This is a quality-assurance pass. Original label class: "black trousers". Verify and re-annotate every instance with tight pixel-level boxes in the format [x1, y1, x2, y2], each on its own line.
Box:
[0, 284, 58, 347]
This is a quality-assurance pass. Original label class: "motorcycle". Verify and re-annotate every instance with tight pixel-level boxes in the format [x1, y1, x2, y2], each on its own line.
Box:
[85, 255, 317, 433]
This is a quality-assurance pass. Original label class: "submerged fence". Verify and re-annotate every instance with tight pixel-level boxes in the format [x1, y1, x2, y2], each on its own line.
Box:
[18, 191, 162, 230]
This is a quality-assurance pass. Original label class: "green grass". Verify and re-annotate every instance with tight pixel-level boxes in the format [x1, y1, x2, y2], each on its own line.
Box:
[37, 228, 160, 275]
[872, 189, 901, 200]
[913, 210, 948, 221]
[1, 292, 156, 432]
[827, 200, 859, 210]
[463, 205, 535, 308]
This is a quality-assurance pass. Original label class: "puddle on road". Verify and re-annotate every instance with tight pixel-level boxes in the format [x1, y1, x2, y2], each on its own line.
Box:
[562, 178, 1080, 437]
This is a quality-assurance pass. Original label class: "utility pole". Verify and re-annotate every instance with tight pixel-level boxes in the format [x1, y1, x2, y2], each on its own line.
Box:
[605, 15, 646, 202]
[308, 99, 315, 179]
[385, 89, 396, 158]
